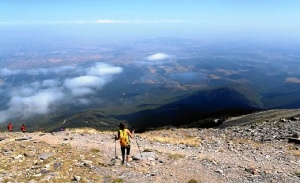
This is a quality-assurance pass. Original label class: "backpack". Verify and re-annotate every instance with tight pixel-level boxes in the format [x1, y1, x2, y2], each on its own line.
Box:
[119, 129, 129, 147]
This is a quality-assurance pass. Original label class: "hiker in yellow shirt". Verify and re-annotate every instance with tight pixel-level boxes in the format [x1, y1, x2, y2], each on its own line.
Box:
[115, 122, 134, 166]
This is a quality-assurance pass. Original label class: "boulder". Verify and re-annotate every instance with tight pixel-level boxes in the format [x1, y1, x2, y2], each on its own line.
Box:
[38, 152, 54, 160]
[132, 152, 156, 160]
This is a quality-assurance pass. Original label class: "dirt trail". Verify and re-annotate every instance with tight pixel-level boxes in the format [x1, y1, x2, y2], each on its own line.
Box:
[31, 131, 221, 183]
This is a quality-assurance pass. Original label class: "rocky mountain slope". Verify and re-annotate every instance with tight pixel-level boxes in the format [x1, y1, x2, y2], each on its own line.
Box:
[0, 109, 300, 183]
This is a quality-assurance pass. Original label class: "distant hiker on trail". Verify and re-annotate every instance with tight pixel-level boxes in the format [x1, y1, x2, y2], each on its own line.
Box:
[21, 124, 26, 133]
[115, 122, 134, 166]
[7, 123, 12, 132]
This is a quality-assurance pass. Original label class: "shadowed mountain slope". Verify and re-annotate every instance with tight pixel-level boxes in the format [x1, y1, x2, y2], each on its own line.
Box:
[119, 87, 260, 129]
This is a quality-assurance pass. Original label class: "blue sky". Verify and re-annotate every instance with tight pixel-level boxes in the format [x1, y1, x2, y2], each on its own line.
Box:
[1, 0, 300, 42]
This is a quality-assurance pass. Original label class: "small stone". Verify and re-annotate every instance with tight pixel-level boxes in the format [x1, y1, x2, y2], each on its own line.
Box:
[53, 162, 62, 170]
[38, 152, 54, 160]
[107, 159, 116, 166]
[44, 164, 50, 169]
[292, 133, 299, 138]
[215, 169, 223, 175]
[245, 167, 259, 175]
[33, 173, 42, 177]
[83, 160, 93, 168]
[14, 154, 23, 160]
[31, 165, 42, 169]
[24, 152, 35, 157]
[73, 175, 81, 181]
[147, 157, 155, 161]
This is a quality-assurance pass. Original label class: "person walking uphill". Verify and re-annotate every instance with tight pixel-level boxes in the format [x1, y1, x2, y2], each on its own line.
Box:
[115, 122, 134, 166]
[7, 123, 12, 132]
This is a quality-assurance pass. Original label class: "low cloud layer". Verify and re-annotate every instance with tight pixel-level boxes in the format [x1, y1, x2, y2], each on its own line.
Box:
[0, 62, 123, 122]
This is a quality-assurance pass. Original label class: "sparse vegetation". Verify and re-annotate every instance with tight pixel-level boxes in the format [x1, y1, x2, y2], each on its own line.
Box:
[112, 178, 123, 183]
[167, 153, 185, 159]
[291, 150, 300, 157]
[141, 129, 201, 147]
[90, 148, 100, 153]
[188, 179, 199, 183]
[287, 144, 295, 150]
[66, 127, 100, 134]
[295, 171, 300, 177]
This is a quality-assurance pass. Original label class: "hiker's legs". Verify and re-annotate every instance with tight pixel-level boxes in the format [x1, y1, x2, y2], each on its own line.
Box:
[121, 147, 126, 164]
[125, 146, 131, 162]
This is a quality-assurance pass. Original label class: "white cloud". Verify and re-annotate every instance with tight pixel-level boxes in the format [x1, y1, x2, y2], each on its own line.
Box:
[96, 20, 129, 24]
[94, 19, 182, 24]
[65, 75, 105, 89]
[14, 87, 37, 97]
[0, 68, 21, 76]
[285, 77, 300, 83]
[87, 63, 123, 76]
[0, 62, 123, 123]
[4, 88, 65, 120]
[147, 53, 170, 61]
[70, 87, 94, 97]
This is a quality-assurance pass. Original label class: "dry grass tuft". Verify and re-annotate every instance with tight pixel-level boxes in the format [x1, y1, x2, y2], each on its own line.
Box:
[141, 129, 201, 147]
[65, 127, 99, 134]
[112, 178, 123, 183]
[167, 152, 185, 159]
[188, 179, 199, 183]
[90, 148, 100, 153]
[291, 150, 300, 157]
[156, 136, 200, 147]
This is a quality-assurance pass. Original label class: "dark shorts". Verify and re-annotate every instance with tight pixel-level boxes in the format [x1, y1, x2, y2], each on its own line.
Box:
[121, 145, 130, 156]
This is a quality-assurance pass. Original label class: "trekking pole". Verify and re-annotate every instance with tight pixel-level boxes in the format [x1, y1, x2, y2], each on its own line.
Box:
[135, 135, 143, 157]
[114, 135, 117, 159]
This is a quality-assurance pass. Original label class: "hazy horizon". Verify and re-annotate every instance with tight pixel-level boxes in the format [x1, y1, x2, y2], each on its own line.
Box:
[1, 1, 300, 46]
